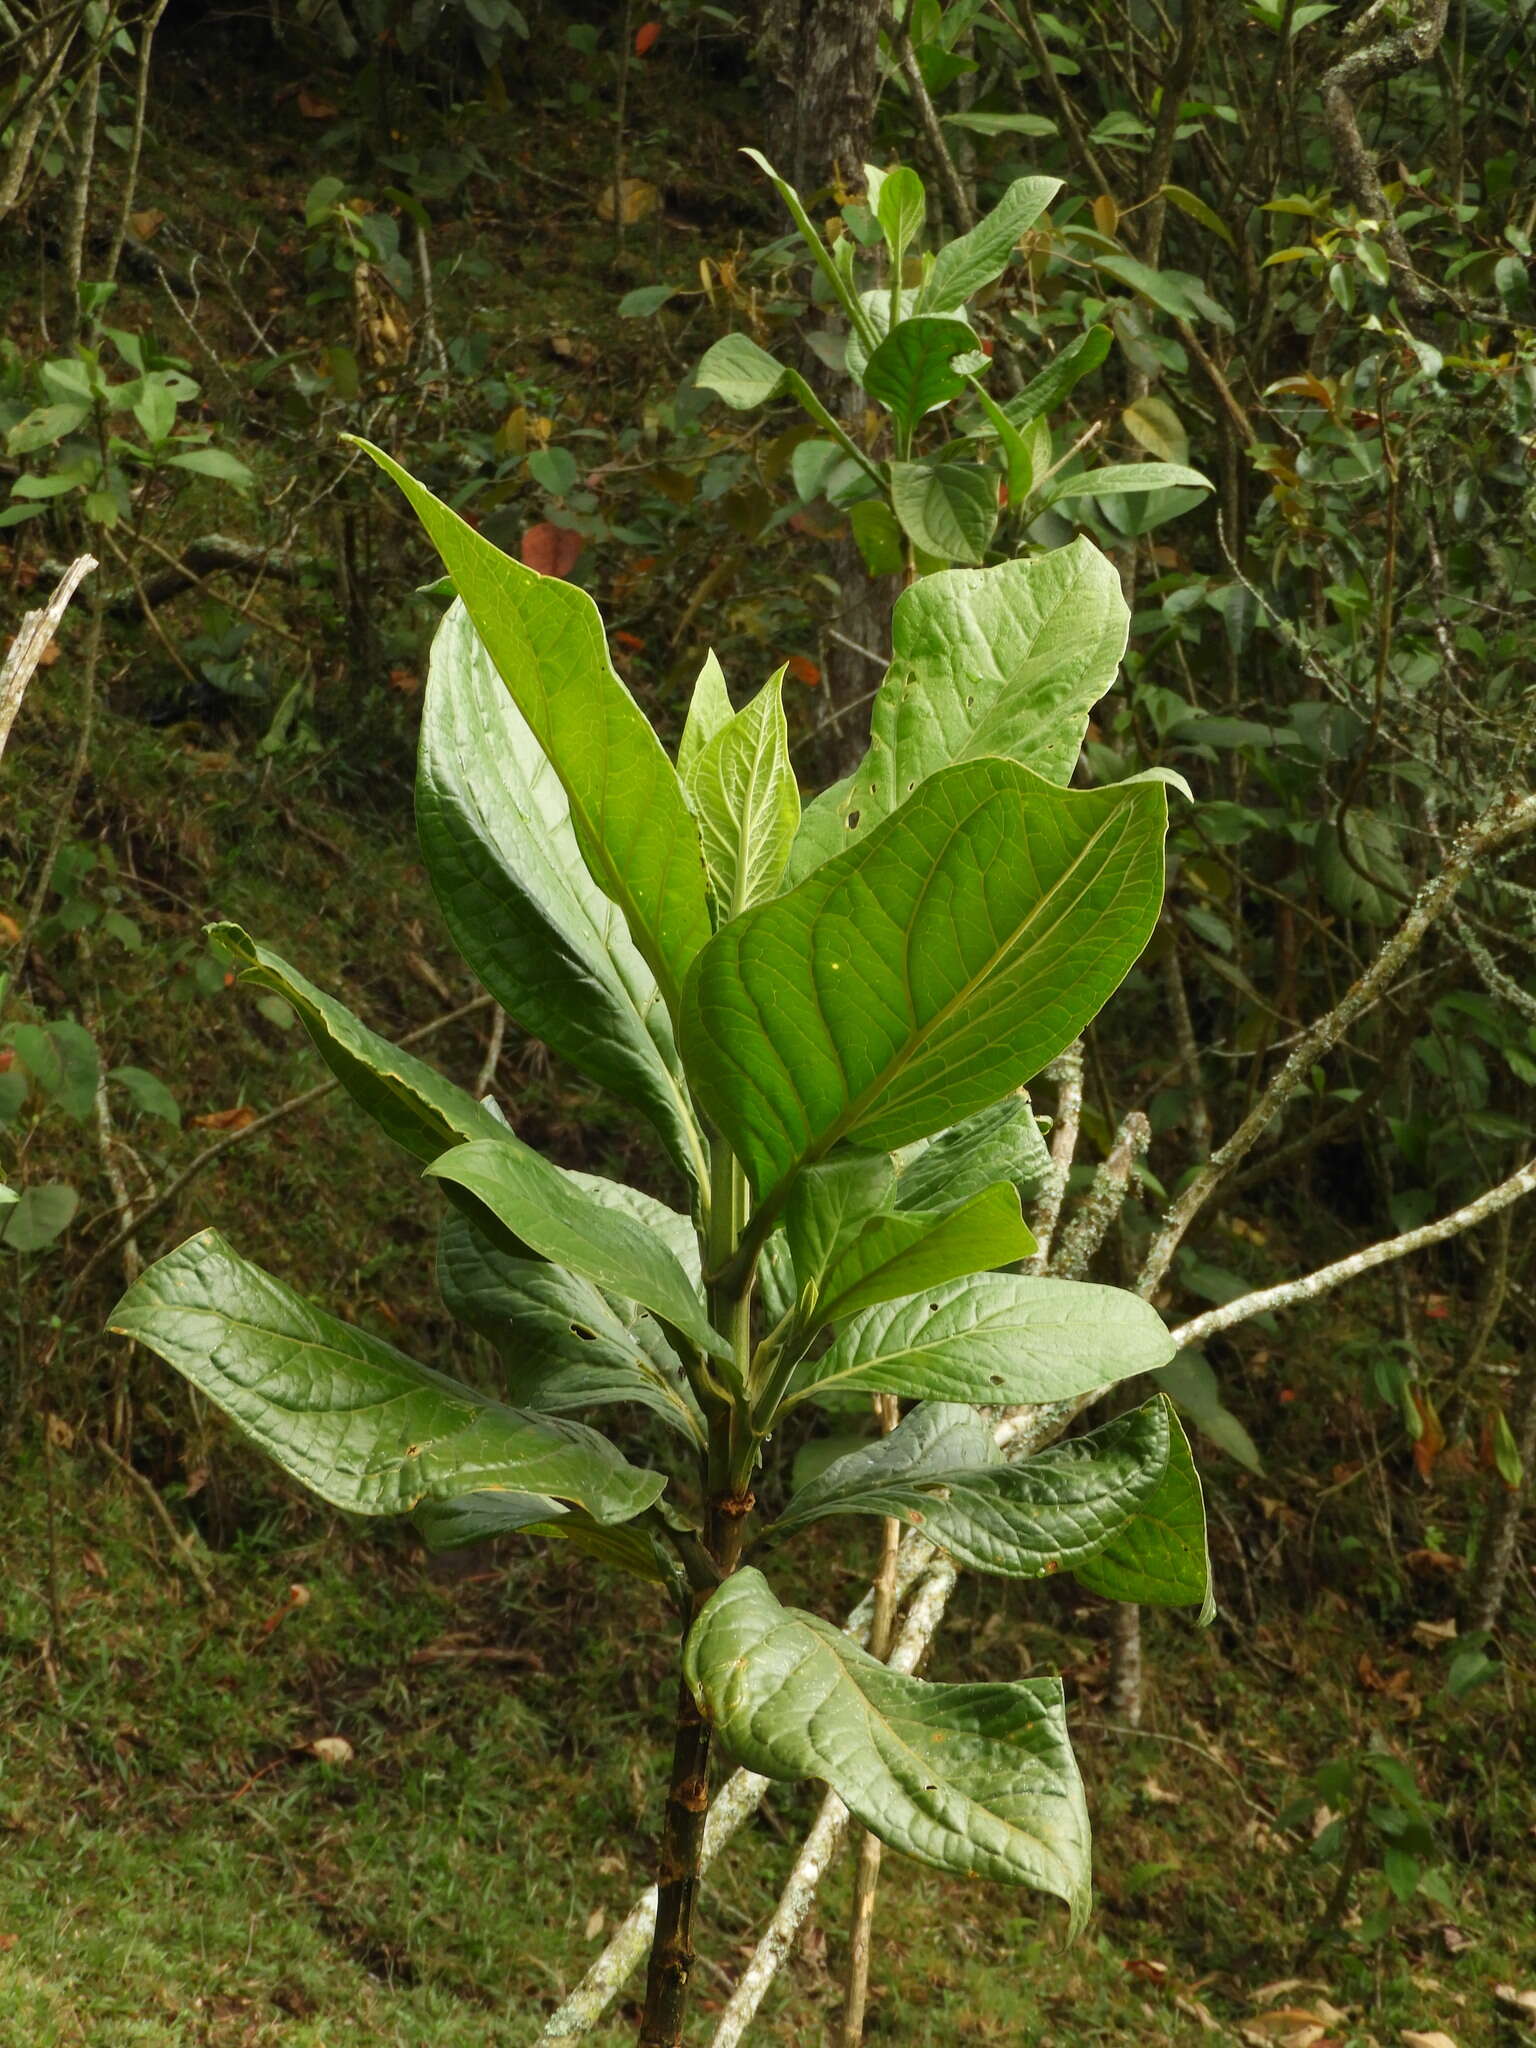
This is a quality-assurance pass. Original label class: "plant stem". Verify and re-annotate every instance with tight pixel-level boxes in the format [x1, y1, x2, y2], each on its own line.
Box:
[640, 1661, 714, 2044]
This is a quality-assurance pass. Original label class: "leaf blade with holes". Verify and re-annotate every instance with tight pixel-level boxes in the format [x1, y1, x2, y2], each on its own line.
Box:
[351, 440, 711, 1011]
[791, 1273, 1175, 1409]
[791, 539, 1129, 875]
[682, 758, 1166, 1205]
[110, 1230, 665, 1521]
[683, 1568, 1091, 1927]
[417, 602, 702, 1185]
[427, 1138, 726, 1360]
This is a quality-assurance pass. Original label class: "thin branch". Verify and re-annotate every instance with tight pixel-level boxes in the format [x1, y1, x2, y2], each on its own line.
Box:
[1024, 1042, 1083, 1271]
[1137, 780, 1536, 1303]
[1168, 1159, 1536, 1351]
[1050, 1112, 1150, 1280]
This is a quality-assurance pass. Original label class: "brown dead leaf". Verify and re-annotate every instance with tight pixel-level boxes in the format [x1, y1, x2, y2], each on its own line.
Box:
[1436, 1926, 1474, 1956]
[387, 666, 420, 694]
[1240, 2013, 1328, 2048]
[297, 87, 339, 119]
[305, 1735, 353, 1766]
[1410, 1618, 1458, 1647]
[0, 911, 21, 946]
[1252, 1983, 1335, 2007]
[129, 208, 166, 241]
[583, 1907, 605, 1941]
[595, 175, 661, 225]
[0, 1935, 16, 1952]
[1142, 1775, 1183, 1807]
[1493, 1986, 1536, 2023]
[1404, 1549, 1463, 1577]
[81, 1547, 108, 1580]
[1175, 1995, 1223, 2033]
[1400, 2033, 1458, 2048]
[191, 1105, 258, 1131]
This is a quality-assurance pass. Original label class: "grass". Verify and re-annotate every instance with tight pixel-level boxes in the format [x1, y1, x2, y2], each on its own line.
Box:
[2, 1435, 1528, 2048]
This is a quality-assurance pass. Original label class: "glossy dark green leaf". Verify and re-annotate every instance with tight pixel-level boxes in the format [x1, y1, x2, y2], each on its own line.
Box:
[894, 1096, 1052, 1210]
[684, 1568, 1090, 1926]
[352, 441, 711, 1012]
[682, 758, 1166, 1206]
[437, 1210, 703, 1443]
[1073, 1403, 1214, 1620]
[427, 1138, 726, 1360]
[110, 1230, 665, 1523]
[774, 1398, 1207, 1608]
[209, 924, 504, 1163]
[791, 1273, 1174, 1410]
[861, 318, 985, 433]
[413, 1491, 672, 1582]
[888, 458, 998, 565]
[418, 603, 704, 1187]
[791, 540, 1129, 877]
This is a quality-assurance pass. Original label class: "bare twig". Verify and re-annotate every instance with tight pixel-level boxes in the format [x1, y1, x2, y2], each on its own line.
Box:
[1025, 1042, 1084, 1271]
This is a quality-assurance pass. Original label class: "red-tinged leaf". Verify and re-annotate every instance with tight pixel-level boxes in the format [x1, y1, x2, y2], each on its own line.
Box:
[634, 19, 661, 54]
[191, 1105, 258, 1131]
[297, 87, 339, 119]
[1411, 1390, 1446, 1481]
[519, 522, 584, 578]
[785, 653, 821, 687]
[612, 630, 645, 651]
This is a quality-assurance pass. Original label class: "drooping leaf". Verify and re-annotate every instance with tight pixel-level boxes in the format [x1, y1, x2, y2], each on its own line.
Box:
[893, 1096, 1052, 1210]
[684, 666, 800, 914]
[110, 1230, 665, 1522]
[1315, 808, 1409, 926]
[682, 758, 1167, 1206]
[107, 1065, 181, 1126]
[684, 1568, 1091, 1927]
[417, 604, 703, 1186]
[437, 1211, 703, 1442]
[413, 1491, 673, 1583]
[1121, 394, 1190, 466]
[676, 649, 733, 781]
[775, 1398, 1208, 1612]
[791, 1273, 1174, 1410]
[791, 539, 1129, 877]
[0, 1181, 77, 1252]
[1154, 1349, 1263, 1472]
[924, 175, 1061, 312]
[351, 441, 711, 1012]
[809, 1184, 1036, 1329]
[861, 318, 983, 433]
[998, 325, 1113, 430]
[426, 1138, 726, 1360]
[1092, 253, 1233, 330]
[888, 458, 998, 564]
[209, 924, 505, 1164]
[1073, 1402, 1214, 1621]
[5, 1018, 99, 1120]
[695, 333, 790, 410]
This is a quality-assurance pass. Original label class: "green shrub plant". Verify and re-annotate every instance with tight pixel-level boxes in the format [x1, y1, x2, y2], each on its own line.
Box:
[109, 427, 1212, 2041]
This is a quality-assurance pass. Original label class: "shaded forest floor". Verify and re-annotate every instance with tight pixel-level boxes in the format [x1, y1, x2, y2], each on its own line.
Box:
[2, 16, 1534, 2048]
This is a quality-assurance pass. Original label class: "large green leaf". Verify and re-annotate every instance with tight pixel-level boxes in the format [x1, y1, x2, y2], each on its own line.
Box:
[413, 1491, 673, 1583]
[437, 1211, 703, 1443]
[682, 758, 1166, 1206]
[791, 540, 1129, 877]
[1041, 461, 1212, 508]
[427, 1138, 726, 1360]
[1073, 1403, 1215, 1621]
[695, 333, 790, 410]
[809, 1184, 1035, 1329]
[352, 441, 711, 1012]
[110, 1230, 664, 1523]
[861, 318, 986, 434]
[894, 1096, 1052, 1210]
[210, 924, 505, 1163]
[997, 325, 1112, 430]
[924, 176, 1062, 312]
[684, 666, 799, 915]
[774, 1398, 1206, 1608]
[684, 1569, 1090, 1925]
[784, 1154, 897, 1300]
[417, 604, 703, 1186]
[888, 458, 998, 565]
[789, 1273, 1174, 1410]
